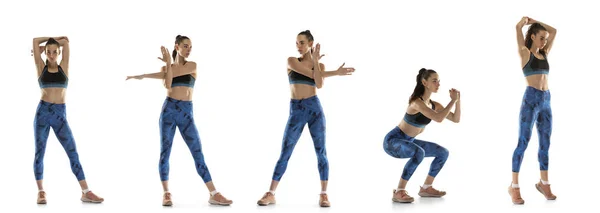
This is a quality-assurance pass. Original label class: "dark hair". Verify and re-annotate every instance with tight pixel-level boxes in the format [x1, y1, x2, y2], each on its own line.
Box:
[172, 35, 190, 60]
[525, 23, 547, 54]
[298, 30, 314, 42]
[409, 68, 438, 103]
[45, 38, 60, 64]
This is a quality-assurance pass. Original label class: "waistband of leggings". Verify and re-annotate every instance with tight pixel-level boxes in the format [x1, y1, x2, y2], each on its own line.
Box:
[166, 96, 192, 103]
[290, 95, 319, 103]
[39, 100, 66, 106]
[391, 126, 414, 140]
[525, 86, 550, 94]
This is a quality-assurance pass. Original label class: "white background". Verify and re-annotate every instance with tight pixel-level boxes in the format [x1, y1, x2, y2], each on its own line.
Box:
[0, 0, 597, 212]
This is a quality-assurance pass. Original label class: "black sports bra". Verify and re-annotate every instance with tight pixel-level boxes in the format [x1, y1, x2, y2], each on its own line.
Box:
[171, 74, 195, 88]
[404, 98, 436, 128]
[523, 51, 549, 77]
[38, 65, 68, 88]
[288, 58, 316, 86]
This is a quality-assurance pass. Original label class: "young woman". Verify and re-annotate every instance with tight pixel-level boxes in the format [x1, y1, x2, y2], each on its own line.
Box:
[31, 37, 104, 204]
[126, 35, 232, 206]
[383, 68, 460, 203]
[256, 30, 355, 207]
[509, 17, 558, 205]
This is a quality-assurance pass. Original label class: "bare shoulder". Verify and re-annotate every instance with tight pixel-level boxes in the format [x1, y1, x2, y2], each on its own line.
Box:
[186, 61, 197, 67]
[407, 100, 422, 114]
[184, 61, 197, 72]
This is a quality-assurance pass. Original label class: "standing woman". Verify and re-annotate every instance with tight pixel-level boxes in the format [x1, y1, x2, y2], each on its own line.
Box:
[256, 30, 355, 207]
[509, 17, 558, 204]
[383, 68, 460, 203]
[126, 35, 232, 206]
[31, 37, 104, 204]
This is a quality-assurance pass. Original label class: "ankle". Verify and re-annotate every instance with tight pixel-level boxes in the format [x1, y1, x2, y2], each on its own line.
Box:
[422, 184, 432, 189]
[210, 190, 219, 196]
[511, 183, 520, 188]
[82, 189, 91, 194]
[540, 179, 550, 185]
[269, 190, 276, 195]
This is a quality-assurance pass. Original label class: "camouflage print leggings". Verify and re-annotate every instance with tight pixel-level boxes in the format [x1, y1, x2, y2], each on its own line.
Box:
[159, 97, 212, 182]
[271, 95, 329, 181]
[383, 127, 449, 181]
[512, 86, 552, 172]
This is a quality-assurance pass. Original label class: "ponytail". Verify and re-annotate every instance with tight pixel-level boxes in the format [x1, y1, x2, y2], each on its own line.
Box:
[525, 23, 548, 55]
[408, 68, 437, 103]
[172, 34, 190, 61]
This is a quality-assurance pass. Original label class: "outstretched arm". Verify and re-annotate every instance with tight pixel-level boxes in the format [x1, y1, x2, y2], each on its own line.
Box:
[322, 62, 355, 78]
[125, 66, 172, 89]
[126, 70, 166, 80]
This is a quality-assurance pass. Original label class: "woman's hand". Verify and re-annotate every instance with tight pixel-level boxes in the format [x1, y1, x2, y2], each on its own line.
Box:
[157, 46, 171, 63]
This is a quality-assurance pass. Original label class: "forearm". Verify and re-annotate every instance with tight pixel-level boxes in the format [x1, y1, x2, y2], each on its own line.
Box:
[57, 39, 69, 46]
[452, 100, 461, 122]
[33, 37, 51, 45]
[536, 20, 556, 33]
[164, 64, 173, 88]
[141, 72, 166, 79]
[437, 100, 457, 122]
[313, 60, 324, 88]
[323, 70, 339, 78]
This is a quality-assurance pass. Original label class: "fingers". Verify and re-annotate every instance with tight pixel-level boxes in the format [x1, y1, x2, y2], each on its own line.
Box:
[345, 67, 356, 75]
